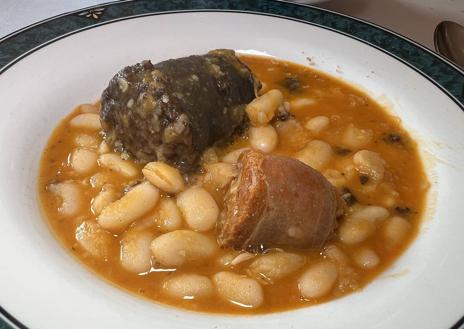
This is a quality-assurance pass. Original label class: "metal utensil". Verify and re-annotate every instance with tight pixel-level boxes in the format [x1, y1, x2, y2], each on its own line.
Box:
[434, 21, 464, 68]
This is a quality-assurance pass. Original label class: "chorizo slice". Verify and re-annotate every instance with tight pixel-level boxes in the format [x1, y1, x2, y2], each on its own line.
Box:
[218, 150, 345, 252]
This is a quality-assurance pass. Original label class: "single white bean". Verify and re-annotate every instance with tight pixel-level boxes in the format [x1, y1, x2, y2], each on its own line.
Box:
[249, 125, 278, 153]
[91, 184, 119, 216]
[75, 220, 113, 259]
[248, 252, 305, 283]
[151, 230, 217, 267]
[163, 274, 214, 300]
[337, 158, 357, 180]
[353, 150, 385, 181]
[98, 140, 111, 154]
[305, 116, 330, 135]
[74, 134, 99, 148]
[378, 182, 400, 208]
[342, 124, 373, 149]
[130, 216, 156, 232]
[290, 97, 317, 110]
[69, 113, 102, 130]
[153, 198, 183, 232]
[230, 252, 256, 266]
[352, 248, 380, 269]
[381, 195, 397, 208]
[142, 161, 185, 194]
[222, 148, 250, 164]
[295, 140, 333, 170]
[217, 251, 241, 267]
[323, 244, 349, 266]
[201, 147, 219, 165]
[350, 206, 389, 222]
[213, 271, 264, 308]
[120, 229, 155, 273]
[98, 153, 138, 178]
[204, 162, 237, 189]
[48, 181, 82, 217]
[70, 148, 98, 175]
[298, 261, 338, 299]
[245, 89, 283, 126]
[176, 187, 219, 232]
[98, 182, 160, 232]
[274, 118, 307, 150]
[89, 173, 109, 189]
[383, 216, 411, 249]
[322, 169, 346, 188]
[338, 218, 374, 244]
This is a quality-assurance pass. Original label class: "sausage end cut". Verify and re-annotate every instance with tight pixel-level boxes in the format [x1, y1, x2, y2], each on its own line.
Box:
[217, 151, 345, 252]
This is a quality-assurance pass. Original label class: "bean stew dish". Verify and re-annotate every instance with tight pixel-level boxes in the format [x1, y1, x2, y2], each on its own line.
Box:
[38, 50, 428, 314]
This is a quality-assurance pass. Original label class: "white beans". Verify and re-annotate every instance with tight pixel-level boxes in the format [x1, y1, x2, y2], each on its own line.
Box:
[48, 181, 82, 217]
[163, 274, 214, 300]
[248, 252, 305, 283]
[352, 248, 380, 269]
[142, 161, 185, 194]
[322, 169, 346, 188]
[91, 184, 119, 215]
[290, 97, 316, 110]
[377, 182, 400, 206]
[230, 252, 256, 266]
[249, 125, 278, 153]
[98, 140, 111, 154]
[338, 158, 357, 180]
[382, 216, 411, 248]
[74, 134, 99, 148]
[295, 140, 333, 170]
[98, 182, 160, 232]
[213, 272, 264, 308]
[151, 230, 217, 267]
[350, 206, 389, 222]
[323, 244, 349, 266]
[353, 150, 385, 181]
[201, 147, 219, 165]
[120, 229, 155, 273]
[176, 187, 219, 231]
[89, 173, 109, 189]
[98, 153, 138, 178]
[153, 198, 183, 232]
[274, 118, 307, 150]
[342, 124, 373, 149]
[70, 148, 98, 175]
[204, 162, 237, 189]
[338, 218, 374, 244]
[298, 261, 338, 299]
[246, 89, 283, 126]
[305, 116, 330, 135]
[75, 220, 113, 259]
[217, 251, 241, 267]
[69, 113, 102, 131]
[222, 148, 250, 164]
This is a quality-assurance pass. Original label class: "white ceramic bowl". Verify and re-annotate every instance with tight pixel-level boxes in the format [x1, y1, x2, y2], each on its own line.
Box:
[0, 6, 463, 329]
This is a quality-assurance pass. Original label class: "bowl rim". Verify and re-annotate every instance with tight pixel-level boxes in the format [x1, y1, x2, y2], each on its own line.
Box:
[1, 0, 463, 105]
[0, 1, 463, 328]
